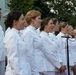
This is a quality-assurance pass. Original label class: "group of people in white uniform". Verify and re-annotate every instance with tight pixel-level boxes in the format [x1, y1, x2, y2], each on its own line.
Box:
[0, 9, 76, 75]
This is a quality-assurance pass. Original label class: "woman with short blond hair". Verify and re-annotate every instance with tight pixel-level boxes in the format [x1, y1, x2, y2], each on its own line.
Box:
[22, 10, 45, 75]
[25, 10, 41, 25]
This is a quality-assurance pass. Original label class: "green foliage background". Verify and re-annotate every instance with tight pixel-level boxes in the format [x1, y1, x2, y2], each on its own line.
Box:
[8, 0, 76, 27]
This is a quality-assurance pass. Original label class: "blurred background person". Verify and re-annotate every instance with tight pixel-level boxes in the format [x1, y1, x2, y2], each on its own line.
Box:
[0, 7, 6, 75]
[68, 29, 76, 75]
[56, 22, 74, 75]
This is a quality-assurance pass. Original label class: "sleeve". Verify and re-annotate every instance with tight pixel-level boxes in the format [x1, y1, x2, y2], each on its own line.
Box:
[41, 39, 61, 69]
[55, 37, 63, 64]
[6, 35, 23, 75]
[23, 32, 39, 75]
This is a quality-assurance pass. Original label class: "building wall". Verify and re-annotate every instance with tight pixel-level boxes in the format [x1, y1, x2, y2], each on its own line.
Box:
[0, 0, 10, 31]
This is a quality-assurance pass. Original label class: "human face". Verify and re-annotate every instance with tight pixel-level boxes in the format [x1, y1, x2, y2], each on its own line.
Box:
[54, 21, 59, 31]
[15, 14, 25, 30]
[68, 26, 73, 35]
[46, 20, 55, 32]
[32, 15, 42, 29]
[74, 32, 76, 38]
[24, 20, 28, 27]
[63, 25, 69, 34]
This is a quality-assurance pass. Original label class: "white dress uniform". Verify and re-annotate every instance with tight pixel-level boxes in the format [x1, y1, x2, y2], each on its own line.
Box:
[49, 32, 56, 40]
[22, 25, 47, 75]
[56, 32, 67, 66]
[5, 27, 11, 35]
[56, 32, 74, 75]
[36, 27, 41, 35]
[5, 27, 11, 56]
[49, 32, 63, 66]
[40, 31, 61, 75]
[0, 25, 5, 75]
[4, 28, 31, 75]
[69, 39, 76, 65]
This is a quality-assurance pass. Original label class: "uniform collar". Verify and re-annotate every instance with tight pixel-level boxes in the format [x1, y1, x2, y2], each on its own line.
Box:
[42, 31, 49, 36]
[49, 32, 55, 35]
[12, 28, 19, 34]
[59, 32, 65, 36]
[28, 25, 36, 31]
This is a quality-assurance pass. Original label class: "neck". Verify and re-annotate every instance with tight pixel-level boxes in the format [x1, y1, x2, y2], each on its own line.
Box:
[61, 30, 66, 34]
[44, 29, 49, 33]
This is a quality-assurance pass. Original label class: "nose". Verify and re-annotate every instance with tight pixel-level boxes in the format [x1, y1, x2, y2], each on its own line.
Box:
[53, 24, 55, 27]
[40, 19, 42, 22]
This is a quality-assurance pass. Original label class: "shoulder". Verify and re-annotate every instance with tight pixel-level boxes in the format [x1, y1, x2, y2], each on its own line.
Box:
[40, 33, 47, 42]
[40, 32, 45, 38]
[5, 30, 17, 40]
[5, 27, 11, 35]
[56, 33, 61, 38]
[4, 31, 18, 47]
[22, 28, 34, 38]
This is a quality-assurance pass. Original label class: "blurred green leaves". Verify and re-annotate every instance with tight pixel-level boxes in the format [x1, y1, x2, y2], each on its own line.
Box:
[8, 0, 76, 27]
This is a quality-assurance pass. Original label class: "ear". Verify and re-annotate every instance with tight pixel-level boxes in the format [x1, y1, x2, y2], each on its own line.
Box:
[13, 20, 17, 25]
[45, 25, 48, 29]
[31, 18, 35, 23]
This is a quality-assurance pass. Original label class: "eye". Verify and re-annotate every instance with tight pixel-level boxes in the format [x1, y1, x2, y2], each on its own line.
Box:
[38, 18, 41, 20]
[50, 22, 53, 24]
[22, 18, 24, 21]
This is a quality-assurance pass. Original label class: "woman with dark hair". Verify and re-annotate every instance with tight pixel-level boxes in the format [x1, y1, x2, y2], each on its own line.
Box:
[39, 17, 66, 75]
[49, 18, 59, 40]
[4, 11, 31, 75]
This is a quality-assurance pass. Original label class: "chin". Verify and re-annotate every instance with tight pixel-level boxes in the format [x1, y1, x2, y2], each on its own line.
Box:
[20, 27, 24, 30]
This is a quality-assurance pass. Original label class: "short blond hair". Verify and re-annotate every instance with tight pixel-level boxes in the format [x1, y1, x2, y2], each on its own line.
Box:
[25, 10, 41, 25]
[73, 29, 76, 34]
[59, 22, 68, 28]
[59, 22, 68, 31]
[68, 25, 73, 29]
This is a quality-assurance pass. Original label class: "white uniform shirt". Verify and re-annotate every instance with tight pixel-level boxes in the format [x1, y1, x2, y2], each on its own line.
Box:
[49, 32, 63, 64]
[22, 25, 47, 74]
[0, 25, 5, 61]
[56, 32, 74, 66]
[4, 28, 31, 75]
[49, 32, 56, 40]
[36, 27, 41, 35]
[5, 27, 11, 35]
[40, 31, 61, 71]
[56, 32, 67, 65]
[68, 38, 76, 66]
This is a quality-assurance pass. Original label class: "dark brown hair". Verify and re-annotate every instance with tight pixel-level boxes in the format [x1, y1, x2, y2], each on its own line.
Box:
[5, 11, 23, 29]
[40, 17, 51, 31]
[52, 18, 58, 25]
